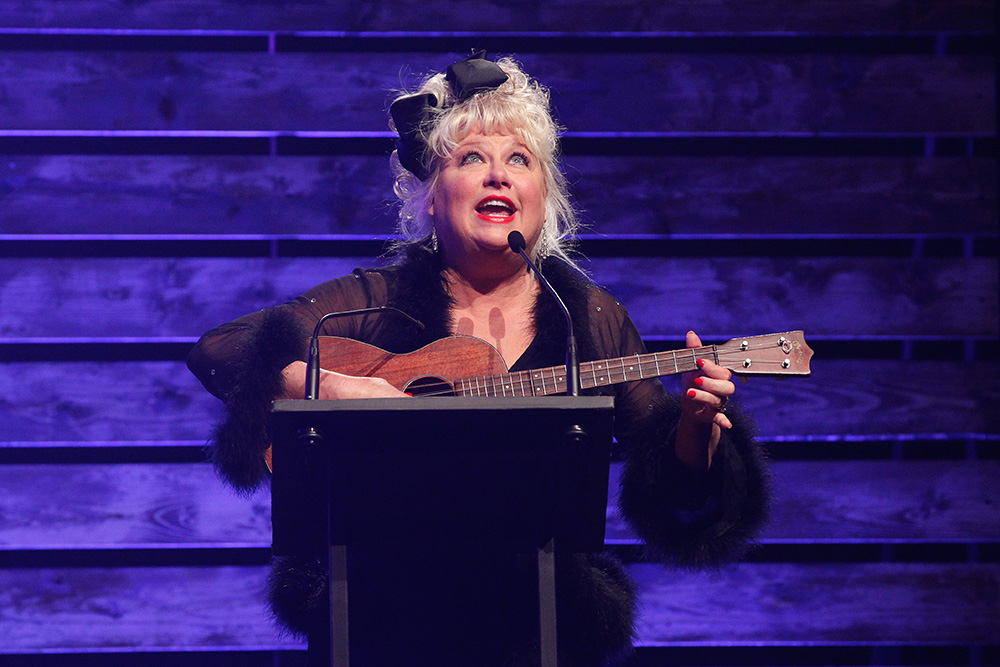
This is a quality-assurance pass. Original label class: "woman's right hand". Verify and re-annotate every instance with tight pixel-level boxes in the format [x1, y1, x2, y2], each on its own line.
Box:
[281, 361, 410, 399]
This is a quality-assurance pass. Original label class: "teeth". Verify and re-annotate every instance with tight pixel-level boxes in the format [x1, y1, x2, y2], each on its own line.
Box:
[477, 198, 514, 216]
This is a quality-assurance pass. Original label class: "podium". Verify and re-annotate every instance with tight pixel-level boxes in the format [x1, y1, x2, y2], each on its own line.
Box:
[271, 396, 614, 666]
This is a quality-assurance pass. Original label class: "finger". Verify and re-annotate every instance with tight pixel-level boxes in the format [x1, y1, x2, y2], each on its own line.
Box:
[686, 387, 730, 411]
[693, 375, 735, 397]
[696, 357, 733, 381]
[686, 330, 702, 349]
[715, 412, 733, 430]
[369, 378, 410, 398]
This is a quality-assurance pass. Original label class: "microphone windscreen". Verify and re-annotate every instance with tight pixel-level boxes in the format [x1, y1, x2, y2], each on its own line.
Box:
[507, 230, 527, 252]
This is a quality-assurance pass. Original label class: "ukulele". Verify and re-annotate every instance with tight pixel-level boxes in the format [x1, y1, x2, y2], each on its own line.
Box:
[312, 329, 813, 397]
[264, 331, 811, 471]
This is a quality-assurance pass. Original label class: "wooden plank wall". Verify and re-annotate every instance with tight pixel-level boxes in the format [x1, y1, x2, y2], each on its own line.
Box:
[1, 2, 997, 666]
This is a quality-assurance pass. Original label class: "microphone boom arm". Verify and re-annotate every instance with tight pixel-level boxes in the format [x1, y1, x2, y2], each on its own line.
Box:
[507, 231, 581, 397]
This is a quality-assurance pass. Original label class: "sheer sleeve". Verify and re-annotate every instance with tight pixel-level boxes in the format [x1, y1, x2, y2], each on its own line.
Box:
[586, 289, 770, 567]
[186, 269, 389, 492]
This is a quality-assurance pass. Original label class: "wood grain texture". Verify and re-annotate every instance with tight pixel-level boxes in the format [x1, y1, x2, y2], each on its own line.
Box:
[0, 0, 992, 32]
[1, 257, 993, 338]
[2, 155, 995, 237]
[589, 256, 998, 338]
[629, 562, 1000, 645]
[0, 52, 992, 133]
[567, 156, 999, 237]
[0, 566, 303, 651]
[0, 155, 400, 236]
[0, 359, 996, 442]
[0, 257, 373, 339]
[606, 460, 1000, 544]
[0, 463, 269, 548]
[0, 562, 995, 650]
[1, 460, 997, 549]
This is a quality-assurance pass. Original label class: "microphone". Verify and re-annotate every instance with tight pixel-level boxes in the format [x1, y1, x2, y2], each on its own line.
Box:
[507, 231, 580, 397]
[305, 306, 425, 399]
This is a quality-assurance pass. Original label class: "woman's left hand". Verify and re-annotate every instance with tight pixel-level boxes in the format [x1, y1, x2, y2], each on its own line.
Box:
[675, 330, 735, 469]
[681, 330, 735, 430]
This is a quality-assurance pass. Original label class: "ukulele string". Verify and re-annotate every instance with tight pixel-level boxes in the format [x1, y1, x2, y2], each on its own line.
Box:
[405, 372, 536, 398]
[411, 340, 796, 396]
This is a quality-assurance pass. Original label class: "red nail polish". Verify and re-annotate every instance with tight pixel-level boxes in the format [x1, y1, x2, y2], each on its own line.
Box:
[405, 392, 413, 397]
[697, 358, 706, 368]
[694, 377, 704, 387]
[687, 389, 697, 398]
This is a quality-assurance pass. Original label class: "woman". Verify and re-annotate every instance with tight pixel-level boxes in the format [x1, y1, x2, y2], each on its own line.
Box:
[188, 53, 768, 666]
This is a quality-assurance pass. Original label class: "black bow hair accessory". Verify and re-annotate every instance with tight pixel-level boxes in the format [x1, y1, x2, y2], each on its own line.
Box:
[390, 50, 509, 180]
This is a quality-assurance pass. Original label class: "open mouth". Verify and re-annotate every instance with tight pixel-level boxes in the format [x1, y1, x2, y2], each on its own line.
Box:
[475, 196, 517, 222]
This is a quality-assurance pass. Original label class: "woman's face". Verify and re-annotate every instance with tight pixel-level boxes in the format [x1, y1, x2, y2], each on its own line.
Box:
[430, 131, 547, 266]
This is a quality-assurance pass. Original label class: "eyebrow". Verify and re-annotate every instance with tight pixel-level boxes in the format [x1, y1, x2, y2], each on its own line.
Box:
[457, 136, 531, 151]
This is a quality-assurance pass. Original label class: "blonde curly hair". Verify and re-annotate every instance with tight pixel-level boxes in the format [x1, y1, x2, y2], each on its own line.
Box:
[389, 57, 579, 264]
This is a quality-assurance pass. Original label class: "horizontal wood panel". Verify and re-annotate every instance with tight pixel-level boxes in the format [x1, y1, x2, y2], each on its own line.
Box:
[629, 562, 1000, 645]
[0, 257, 373, 339]
[0, 360, 996, 442]
[1, 257, 995, 338]
[0, 565, 302, 651]
[607, 461, 1000, 544]
[0, 463, 268, 548]
[1, 563, 995, 650]
[2, 155, 995, 237]
[1, 460, 997, 549]
[0, 155, 399, 236]
[0, 0, 991, 32]
[594, 256, 997, 338]
[570, 156, 998, 237]
[0, 52, 992, 133]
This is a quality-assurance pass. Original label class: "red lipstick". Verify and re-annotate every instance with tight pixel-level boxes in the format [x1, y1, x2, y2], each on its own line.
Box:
[475, 196, 517, 224]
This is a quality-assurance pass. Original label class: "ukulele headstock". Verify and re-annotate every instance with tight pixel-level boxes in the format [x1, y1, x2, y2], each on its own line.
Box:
[717, 331, 812, 377]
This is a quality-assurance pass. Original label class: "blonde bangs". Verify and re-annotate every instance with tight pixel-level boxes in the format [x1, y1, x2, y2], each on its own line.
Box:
[390, 57, 580, 267]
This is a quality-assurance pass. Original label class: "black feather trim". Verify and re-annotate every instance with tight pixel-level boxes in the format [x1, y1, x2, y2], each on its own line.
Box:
[618, 399, 771, 568]
[208, 307, 309, 494]
[378, 242, 454, 352]
[556, 552, 637, 665]
[266, 556, 329, 638]
[265, 552, 637, 663]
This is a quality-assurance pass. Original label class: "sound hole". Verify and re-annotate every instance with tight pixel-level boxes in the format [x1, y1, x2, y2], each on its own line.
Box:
[405, 375, 455, 397]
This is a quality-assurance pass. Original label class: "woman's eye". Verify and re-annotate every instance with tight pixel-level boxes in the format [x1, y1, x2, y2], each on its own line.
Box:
[460, 152, 484, 164]
[510, 152, 529, 166]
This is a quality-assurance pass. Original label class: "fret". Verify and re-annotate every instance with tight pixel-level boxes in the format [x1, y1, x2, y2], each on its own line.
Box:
[320, 331, 809, 401]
